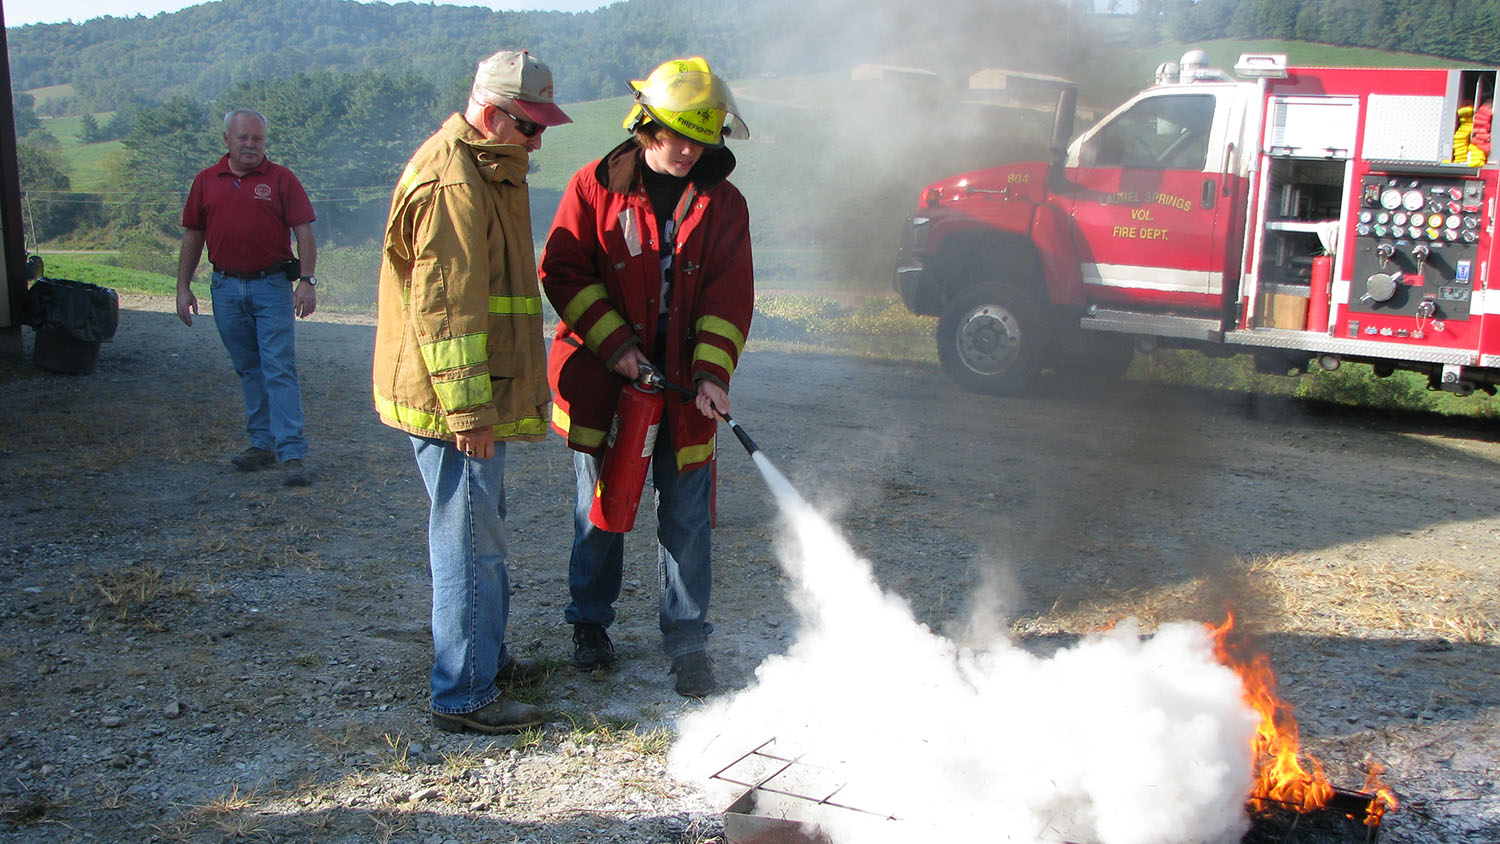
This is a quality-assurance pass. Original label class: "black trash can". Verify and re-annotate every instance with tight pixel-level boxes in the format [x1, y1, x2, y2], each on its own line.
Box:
[20, 278, 120, 375]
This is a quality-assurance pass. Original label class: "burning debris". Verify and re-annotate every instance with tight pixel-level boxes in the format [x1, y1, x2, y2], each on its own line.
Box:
[674, 454, 1398, 844]
[1213, 614, 1398, 842]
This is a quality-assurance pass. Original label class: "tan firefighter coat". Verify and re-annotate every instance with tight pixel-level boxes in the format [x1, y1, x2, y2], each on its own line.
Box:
[374, 113, 550, 442]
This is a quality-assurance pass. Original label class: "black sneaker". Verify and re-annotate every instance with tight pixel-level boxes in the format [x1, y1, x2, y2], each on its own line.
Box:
[230, 447, 275, 471]
[282, 459, 309, 487]
[431, 697, 544, 734]
[670, 650, 717, 698]
[572, 623, 616, 670]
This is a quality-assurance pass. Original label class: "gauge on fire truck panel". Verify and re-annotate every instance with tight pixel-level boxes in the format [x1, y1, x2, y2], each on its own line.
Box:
[1393, 212, 1408, 225]
[1381, 188, 1403, 210]
[1429, 213, 1445, 227]
[1403, 189, 1426, 211]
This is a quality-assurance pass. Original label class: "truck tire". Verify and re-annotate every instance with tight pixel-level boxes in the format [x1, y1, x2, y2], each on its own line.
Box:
[937, 283, 1044, 395]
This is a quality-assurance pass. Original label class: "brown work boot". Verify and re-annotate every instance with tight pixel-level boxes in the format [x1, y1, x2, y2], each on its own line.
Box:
[496, 655, 546, 687]
[431, 697, 544, 734]
[230, 447, 275, 471]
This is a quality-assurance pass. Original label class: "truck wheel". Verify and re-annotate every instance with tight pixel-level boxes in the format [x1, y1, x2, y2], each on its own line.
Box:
[937, 284, 1044, 394]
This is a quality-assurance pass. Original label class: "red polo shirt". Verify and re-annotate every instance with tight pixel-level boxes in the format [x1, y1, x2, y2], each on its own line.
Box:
[181, 155, 316, 275]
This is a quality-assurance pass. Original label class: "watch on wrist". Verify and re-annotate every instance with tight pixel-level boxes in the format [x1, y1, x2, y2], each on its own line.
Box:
[300, 275, 317, 287]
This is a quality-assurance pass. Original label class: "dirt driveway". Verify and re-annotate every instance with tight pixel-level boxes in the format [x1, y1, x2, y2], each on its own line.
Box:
[0, 297, 1496, 843]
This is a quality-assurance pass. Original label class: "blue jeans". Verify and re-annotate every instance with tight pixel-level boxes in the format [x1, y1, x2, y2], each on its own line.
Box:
[564, 426, 714, 658]
[210, 271, 307, 461]
[411, 436, 512, 714]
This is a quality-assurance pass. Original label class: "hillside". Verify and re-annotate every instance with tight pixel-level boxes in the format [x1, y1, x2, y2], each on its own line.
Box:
[5, 0, 1087, 113]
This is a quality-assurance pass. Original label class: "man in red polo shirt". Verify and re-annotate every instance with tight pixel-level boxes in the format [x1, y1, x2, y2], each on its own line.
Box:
[176, 108, 318, 487]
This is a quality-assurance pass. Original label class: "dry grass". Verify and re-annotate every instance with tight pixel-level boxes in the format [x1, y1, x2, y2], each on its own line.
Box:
[564, 715, 675, 757]
[75, 563, 201, 625]
[377, 732, 413, 774]
[1014, 551, 1498, 646]
[1248, 552, 1500, 643]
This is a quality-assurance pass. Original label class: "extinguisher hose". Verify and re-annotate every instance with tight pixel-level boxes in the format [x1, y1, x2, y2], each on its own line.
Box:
[637, 363, 760, 455]
[721, 414, 760, 455]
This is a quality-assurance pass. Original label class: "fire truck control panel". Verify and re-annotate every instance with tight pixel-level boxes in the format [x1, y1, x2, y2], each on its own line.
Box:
[1350, 174, 1484, 324]
[896, 50, 1500, 398]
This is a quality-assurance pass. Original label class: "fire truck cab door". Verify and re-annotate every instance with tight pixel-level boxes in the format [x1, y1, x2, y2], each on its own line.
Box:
[1063, 88, 1240, 308]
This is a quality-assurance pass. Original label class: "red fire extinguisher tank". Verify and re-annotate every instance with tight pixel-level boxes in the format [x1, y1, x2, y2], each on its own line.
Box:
[1307, 254, 1332, 332]
[589, 381, 666, 532]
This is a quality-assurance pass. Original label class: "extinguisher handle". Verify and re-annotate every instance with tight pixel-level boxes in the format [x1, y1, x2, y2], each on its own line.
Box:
[637, 362, 698, 398]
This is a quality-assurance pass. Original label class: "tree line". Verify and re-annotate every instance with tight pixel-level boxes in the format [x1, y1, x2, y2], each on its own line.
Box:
[1133, 0, 1500, 63]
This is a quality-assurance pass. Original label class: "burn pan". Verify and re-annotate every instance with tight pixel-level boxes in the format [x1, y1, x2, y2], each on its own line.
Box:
[1243, 787, 1384, 844]
[717, 740, 1387, 844]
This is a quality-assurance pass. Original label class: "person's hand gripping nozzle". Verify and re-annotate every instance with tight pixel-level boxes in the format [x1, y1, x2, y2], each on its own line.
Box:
[636, 364, 759, 456]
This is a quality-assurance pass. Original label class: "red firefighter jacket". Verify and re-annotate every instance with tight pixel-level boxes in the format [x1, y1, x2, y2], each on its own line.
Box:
[540, 139, 753, 472]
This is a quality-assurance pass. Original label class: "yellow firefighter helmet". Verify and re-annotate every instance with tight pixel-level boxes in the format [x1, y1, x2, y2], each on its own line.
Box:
[623, 57, 750, 147]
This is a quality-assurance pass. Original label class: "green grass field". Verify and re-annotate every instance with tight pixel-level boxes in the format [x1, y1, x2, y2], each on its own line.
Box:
[38, 254, 176, 296]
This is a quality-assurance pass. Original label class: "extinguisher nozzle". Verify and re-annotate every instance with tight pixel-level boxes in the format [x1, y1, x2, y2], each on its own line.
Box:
[721, 414, 759, 455]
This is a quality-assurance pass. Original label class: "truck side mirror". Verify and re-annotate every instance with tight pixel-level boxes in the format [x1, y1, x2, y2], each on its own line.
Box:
[1079, 140, 1098, 168]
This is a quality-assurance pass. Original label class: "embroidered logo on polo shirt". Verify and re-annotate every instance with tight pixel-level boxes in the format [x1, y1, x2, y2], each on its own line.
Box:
[254, 184, 272, 200]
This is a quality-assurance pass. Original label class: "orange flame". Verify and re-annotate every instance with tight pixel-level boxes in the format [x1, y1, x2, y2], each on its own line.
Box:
[1361, 763, 1400, 826]
[1209, 614, 1396, 825]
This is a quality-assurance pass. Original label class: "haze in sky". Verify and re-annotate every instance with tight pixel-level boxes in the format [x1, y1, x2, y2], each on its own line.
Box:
[1, 0, 612, 28]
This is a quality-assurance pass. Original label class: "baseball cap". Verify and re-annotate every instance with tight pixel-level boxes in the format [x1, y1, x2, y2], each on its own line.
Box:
[473, 49, 572, 126]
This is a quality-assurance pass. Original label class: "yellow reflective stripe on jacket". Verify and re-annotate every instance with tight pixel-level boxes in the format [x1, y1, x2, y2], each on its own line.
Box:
[692, 343, 736, 377]
[419, 333, 488, 374]
[560, 284, 610, 325]
[551, 403, 607, 448]
[584, 310, 628, 351]
[396, 163, 427, 201]
[490, 295, 542, 315]
[695, 315, 746, 355]
[377, 393, 449, 434]
[432, 372, 493, 410]
[676, 437, 715, 469]
[495, 415, 548, 438]
[377, 393, 546, 439]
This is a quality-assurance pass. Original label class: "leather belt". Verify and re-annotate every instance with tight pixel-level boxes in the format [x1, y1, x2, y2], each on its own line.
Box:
[213, 264, 285, 280]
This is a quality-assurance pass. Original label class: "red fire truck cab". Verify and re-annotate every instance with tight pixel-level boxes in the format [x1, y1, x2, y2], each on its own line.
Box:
[896, 51, 1500, 397]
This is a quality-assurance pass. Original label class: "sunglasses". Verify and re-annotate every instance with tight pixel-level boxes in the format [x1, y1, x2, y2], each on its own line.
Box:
[497, 106, 543, 138]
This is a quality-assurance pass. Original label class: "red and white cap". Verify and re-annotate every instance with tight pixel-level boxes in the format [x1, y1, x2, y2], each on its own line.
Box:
[472, 49, 572, 126]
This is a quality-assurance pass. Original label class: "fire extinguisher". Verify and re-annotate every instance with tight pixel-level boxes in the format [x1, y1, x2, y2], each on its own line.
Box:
[1307, 254, 1332, 332]
[588, 376, 666, 532]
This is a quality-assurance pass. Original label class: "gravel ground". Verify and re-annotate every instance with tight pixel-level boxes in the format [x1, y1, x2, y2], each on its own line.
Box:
[0, 296, 1496, 843]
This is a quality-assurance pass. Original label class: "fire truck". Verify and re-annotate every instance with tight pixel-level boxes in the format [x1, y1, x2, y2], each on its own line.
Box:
[895, 50, 1500, 397]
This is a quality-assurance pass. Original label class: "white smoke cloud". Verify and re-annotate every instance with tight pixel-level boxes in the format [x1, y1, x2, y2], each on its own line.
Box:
[671, 454, 1260, 844]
